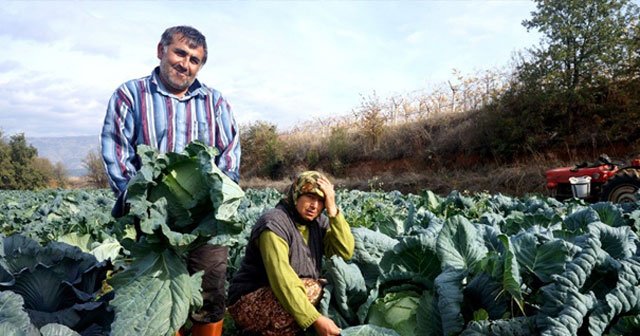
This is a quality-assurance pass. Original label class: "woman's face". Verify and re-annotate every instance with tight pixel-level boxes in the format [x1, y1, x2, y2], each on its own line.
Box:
[295, 194, 325, 221]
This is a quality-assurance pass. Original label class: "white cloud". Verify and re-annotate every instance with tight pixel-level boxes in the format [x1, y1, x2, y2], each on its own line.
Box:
[0, 0, 538, 137]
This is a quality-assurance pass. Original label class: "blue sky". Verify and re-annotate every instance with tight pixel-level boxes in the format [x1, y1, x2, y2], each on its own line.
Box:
[0, 0, 540, 138]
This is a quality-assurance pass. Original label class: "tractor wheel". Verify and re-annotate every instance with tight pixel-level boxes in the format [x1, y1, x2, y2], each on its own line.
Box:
[600, 169, 640, 203]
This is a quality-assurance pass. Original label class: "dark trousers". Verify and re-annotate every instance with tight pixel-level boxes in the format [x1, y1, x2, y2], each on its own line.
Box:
[187, 244, 229, 323]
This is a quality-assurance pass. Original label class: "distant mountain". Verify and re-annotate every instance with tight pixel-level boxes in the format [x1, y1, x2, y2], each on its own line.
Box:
[29, 136, 100, 177]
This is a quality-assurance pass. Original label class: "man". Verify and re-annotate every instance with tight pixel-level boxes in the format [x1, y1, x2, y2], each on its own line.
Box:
[100, 25, 240, 336]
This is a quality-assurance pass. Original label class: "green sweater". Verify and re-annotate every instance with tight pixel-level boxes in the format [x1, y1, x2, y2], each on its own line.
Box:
[258, 211, 354, 329]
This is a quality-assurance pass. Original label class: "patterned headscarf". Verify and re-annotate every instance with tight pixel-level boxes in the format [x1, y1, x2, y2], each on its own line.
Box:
[283, 171, 327, 206]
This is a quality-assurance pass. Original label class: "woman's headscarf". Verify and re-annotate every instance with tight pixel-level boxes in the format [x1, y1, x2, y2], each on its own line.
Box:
[282, 170, 327, 208]
[279, 171, 328, 225]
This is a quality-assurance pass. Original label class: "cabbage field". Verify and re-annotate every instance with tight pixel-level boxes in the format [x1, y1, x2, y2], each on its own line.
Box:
[3, 175, 640, 335]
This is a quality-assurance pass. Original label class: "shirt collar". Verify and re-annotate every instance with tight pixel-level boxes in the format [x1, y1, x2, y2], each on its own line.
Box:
[150, 67, 207, 99]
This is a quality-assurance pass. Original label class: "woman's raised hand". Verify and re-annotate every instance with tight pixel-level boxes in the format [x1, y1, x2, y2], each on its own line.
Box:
[316, 176, 337, 217]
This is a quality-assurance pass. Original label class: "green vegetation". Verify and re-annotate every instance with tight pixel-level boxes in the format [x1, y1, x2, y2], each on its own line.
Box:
[482, 0, 640, 159]
[2, 2, 639, 335]
[5, 186, 640, 335]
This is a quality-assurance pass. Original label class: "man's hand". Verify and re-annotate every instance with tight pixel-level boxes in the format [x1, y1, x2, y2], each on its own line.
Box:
[313, 315, 341, 336]
[317, 176, 337, 217]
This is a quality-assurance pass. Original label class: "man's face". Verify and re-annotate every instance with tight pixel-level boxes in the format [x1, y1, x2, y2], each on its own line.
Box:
[295, 194, 325, 221]
[157, 34, 205, 97]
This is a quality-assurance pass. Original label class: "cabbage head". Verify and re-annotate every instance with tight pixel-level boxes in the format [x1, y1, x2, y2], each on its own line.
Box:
[124, 141, 245, 248]
[367, 291, 420, 336]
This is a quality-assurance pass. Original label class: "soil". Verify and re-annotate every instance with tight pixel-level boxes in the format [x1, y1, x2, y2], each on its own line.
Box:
[242, 157, 549, 198]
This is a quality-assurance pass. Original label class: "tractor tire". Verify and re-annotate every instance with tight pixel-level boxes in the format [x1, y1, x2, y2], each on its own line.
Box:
[600, 169, 640, 203]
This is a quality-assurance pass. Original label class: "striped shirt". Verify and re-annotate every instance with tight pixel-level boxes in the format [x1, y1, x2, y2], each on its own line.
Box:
[100, 67, 241, 194]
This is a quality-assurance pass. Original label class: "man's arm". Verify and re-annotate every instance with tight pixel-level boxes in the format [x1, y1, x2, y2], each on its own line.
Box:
[100, 87, 139, 195]
[213, 96, 241, 183]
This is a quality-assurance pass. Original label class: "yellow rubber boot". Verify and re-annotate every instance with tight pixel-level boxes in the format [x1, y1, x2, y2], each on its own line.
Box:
[191, 320, 223, 336]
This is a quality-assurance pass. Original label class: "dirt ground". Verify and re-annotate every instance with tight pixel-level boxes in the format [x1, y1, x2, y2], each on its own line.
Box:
[241, 158, 550, 198]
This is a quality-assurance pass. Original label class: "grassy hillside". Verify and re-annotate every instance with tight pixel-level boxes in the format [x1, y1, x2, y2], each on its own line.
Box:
[240, 76, 640, 198]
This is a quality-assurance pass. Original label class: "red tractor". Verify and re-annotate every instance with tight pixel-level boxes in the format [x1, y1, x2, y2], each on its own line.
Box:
[545, 154, 640, 203]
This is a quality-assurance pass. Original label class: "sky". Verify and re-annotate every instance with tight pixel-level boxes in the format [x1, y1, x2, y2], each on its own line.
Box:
[0, 0, 541, 138]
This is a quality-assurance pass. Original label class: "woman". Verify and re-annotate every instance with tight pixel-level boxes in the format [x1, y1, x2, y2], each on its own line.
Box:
[228, 171, 354, 336]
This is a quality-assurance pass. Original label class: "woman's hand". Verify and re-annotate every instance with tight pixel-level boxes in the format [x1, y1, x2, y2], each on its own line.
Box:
[313, 315, 341, 336]
[317, 176, 337, 217]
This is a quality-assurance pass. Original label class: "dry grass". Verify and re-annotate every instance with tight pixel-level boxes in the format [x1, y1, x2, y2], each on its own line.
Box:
[239, 176, 292, 193]
[66, 176, 92, 189]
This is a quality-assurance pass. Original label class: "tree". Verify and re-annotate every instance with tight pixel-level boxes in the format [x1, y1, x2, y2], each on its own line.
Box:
[521, 0, 640, 90]
[0, 131, 67, 189]
[479, 0, 640, 157]
[240, 121, 284, 179]
[82, 149, 109, 189]
[0, 131, 16, 188]
[353, 92, 386, 152]
[32, 157, 68, 188]
[7, 133, 47, 189]
[629, 15, 640, 77]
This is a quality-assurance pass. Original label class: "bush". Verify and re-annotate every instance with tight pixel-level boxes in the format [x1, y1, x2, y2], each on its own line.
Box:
[241, 121, 285, 179]
[83, 149, 109, 189]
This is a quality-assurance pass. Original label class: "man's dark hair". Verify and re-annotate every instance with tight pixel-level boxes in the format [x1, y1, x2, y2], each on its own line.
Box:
[160, 26, 208, 64]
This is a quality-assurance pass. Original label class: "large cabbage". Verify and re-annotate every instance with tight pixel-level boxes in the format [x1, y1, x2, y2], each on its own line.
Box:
[125, 141, 245, 247]
[0, 234, 112, 335]
[108, 141, 245, 336]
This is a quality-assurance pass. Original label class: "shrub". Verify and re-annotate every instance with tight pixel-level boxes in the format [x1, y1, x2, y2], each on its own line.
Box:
[241, 121, 284, 179]
[83, 149, 109, 188]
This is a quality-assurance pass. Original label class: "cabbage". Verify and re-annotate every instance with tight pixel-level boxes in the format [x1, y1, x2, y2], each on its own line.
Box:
[0, 234, 112, 335]
[125, 141, 245, 246]
[367, 291, 420, 336]
[341, 324, 401, 335]
[109, 141, 245, 336]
